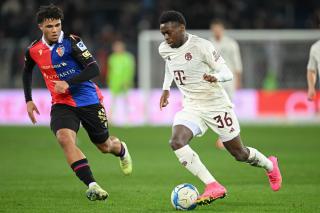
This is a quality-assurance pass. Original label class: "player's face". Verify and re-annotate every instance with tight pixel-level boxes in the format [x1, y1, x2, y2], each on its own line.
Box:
[211, 24, 224, 40]
[39, 19, 62, 45]
[160, 22, 186, 48]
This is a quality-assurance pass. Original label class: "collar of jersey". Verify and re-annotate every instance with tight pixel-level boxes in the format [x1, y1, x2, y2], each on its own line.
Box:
[41, 31, 64, 50]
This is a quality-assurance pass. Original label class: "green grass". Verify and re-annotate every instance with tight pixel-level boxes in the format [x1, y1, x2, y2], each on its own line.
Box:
[0, 125, 320, 212]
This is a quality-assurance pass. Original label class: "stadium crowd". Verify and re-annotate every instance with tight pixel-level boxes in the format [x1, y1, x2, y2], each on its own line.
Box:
[1, 0, 320, 88]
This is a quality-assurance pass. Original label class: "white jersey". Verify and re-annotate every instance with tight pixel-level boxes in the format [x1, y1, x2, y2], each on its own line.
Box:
[307, 40, 320, 77]
[159, 33, 233, 111]
[210, 36, 242, 73]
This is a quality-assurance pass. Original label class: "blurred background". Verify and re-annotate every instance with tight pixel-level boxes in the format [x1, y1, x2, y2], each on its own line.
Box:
[1, 2, 320, 212]
[0, 0, 320, 125]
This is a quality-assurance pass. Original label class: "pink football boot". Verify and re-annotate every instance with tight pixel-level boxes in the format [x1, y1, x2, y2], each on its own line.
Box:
[196, 181, 227, 206]
[267, 156, 282, 191]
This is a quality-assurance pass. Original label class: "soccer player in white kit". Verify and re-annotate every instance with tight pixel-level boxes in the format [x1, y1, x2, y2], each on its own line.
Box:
[210, 19, 243, 149]
[158, 11, 282, 206]
[307, 40, 320, 102]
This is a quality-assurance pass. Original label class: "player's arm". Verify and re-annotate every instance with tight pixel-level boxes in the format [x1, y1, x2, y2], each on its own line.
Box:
[202, 42, 233, 83]
[53, 35, 100, 93]
[307, 69, 317, 101]
[160, 63, 173, 110]
[22, 48, 40, 124]
[306, 46, 318, 101]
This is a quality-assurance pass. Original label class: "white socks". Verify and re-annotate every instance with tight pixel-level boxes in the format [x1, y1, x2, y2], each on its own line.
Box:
[88, 182, 97, 188]
[174, 145, 216, 184]
[247, 147, 273, 172]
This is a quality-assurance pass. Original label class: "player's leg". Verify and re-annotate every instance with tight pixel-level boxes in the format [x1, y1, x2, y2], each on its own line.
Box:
[172, 110, 226, 205]
[171, 124, 216, 184]
[95, 136, 132, 175]
[210, 109, 282, 191]
[171, 124, 226, 205]
[51, 104, 108, 201]
[223, 135, 282, 191]
[79, 103, 132, 175]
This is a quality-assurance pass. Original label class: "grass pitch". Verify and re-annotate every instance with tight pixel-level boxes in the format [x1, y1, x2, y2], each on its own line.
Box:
[0, 125, 319, 212]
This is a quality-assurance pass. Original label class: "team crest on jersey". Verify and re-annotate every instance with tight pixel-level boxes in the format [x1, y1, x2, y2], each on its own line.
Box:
[56, 45, 65, 57]
[185, 52, 192, 61]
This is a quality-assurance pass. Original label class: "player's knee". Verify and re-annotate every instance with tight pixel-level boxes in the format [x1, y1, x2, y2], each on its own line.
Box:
[56, 132, 74, 149]
[170, 136, 188, 150]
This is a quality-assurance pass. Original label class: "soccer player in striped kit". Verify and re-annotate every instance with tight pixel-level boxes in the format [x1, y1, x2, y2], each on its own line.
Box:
[22, 4, 132, 201]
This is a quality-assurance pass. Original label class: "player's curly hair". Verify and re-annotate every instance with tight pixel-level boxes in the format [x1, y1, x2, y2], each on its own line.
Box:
[36, 4, 64, 24]
[159, 10, 186, 26]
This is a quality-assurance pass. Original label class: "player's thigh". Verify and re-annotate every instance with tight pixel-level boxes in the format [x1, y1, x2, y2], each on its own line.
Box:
[50, 104, 80, 136]
[173, 109, 208, 137]
[203, 109, 240, 142]
[78, 103, 110, 144]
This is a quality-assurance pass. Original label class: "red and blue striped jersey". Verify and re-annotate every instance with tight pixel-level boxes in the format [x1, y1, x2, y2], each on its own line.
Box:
[24, 32, 103, 107]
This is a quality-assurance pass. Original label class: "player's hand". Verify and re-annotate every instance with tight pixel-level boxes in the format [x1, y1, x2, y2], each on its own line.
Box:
[160, 90, 170, 110]
[307, 87, 316, 101]
[53, 81, 69, 94]
[203, 73, 218, 83]
[26, 101, 40, 124]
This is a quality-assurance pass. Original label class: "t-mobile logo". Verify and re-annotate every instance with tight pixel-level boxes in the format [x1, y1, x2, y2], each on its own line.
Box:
[173, 70, 186, 85]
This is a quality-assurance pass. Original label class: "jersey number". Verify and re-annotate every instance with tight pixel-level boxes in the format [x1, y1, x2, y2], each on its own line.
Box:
[213, 112, 233, 128]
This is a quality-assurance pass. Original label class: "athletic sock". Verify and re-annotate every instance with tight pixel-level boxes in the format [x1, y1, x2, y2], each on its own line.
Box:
[71, 158, 96, 186]
[246, 147, 273, 172]
[174, 145, 216, 184]
[115, 143, 126, 159]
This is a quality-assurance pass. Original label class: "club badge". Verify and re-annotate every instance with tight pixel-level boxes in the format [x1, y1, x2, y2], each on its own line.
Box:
[56, 45, 65, 57]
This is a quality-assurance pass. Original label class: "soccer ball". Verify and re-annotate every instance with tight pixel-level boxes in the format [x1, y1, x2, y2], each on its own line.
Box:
[171, 183, 199, 210]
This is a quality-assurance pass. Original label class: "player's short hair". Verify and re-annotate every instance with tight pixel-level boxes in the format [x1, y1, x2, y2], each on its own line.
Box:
[36, 4, 64, 24]
[210, 19, 225, 27]
[159, 10, 186, 26]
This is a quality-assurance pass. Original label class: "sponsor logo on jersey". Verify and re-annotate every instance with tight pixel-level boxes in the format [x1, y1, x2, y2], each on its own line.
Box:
[76, 41, 87, 51]
[42, 69, 76, 80]
[185, 52, 192, 61]
[41, 62, 67, 70]
[82, 50, 92, 58]
[56, 45, 65, 57]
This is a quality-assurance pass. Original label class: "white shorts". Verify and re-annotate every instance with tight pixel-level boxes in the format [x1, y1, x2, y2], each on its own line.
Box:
[173, 108, 240, 142]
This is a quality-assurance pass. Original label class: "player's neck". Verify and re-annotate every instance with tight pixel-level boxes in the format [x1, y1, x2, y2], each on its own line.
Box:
[46, 39, 55, 46]
[177, 33, 188, 48]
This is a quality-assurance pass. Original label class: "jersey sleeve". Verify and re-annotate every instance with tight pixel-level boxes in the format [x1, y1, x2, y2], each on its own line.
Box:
[162, 62, 173, 90]
[200, 40, 233, 82]
[22, 48, 36, 102]
[70, 35, 96, 68]
[201, 40, 226, 71]
[24, 48, 36, 72]
[307, 46, 318, 71]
